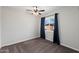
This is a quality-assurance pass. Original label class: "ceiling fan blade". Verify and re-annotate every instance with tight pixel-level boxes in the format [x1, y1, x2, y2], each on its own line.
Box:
[39, 13, 41, 15]
[38, 10, 45, 12]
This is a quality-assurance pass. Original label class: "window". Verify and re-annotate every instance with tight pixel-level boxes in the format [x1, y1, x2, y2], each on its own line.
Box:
[45, 16, 55, 31]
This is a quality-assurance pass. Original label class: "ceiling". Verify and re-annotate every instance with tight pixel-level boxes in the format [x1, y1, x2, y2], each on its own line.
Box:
[7, 6, 59, 16]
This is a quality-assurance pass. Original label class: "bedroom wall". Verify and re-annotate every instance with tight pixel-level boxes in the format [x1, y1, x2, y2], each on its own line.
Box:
[43, 6, 79, 51]
[0, 7, 2, 48]
[1, 7, 41, 47]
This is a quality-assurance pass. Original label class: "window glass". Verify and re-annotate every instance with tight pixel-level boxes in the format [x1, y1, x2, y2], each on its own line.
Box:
[45, 16, 55, 31]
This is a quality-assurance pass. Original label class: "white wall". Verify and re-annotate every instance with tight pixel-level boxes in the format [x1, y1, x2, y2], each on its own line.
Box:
[43, 6, 79, 51]
[0, 7, 2, 48]
[1, 7, 41, 47]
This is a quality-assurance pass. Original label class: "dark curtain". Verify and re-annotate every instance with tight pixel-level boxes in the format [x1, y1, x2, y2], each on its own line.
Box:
[40, 17, 45, 39]
[53, 13, 60, 45]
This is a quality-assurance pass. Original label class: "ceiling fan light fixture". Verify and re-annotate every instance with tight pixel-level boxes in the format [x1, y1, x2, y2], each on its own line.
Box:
[26, 6, 45, 16]
[33, 6, 37, 11]
[32, 12, 39, 16]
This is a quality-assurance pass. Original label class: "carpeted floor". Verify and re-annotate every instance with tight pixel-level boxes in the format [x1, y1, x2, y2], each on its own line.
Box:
[0, 38, 78, 53]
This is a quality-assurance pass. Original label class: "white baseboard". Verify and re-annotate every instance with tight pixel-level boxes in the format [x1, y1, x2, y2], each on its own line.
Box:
[61, 43, 79, 52]
[1, 35, 40, 48]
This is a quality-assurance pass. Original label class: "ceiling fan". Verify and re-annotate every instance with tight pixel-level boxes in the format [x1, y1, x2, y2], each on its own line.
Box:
[26, 6, 45, 16]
